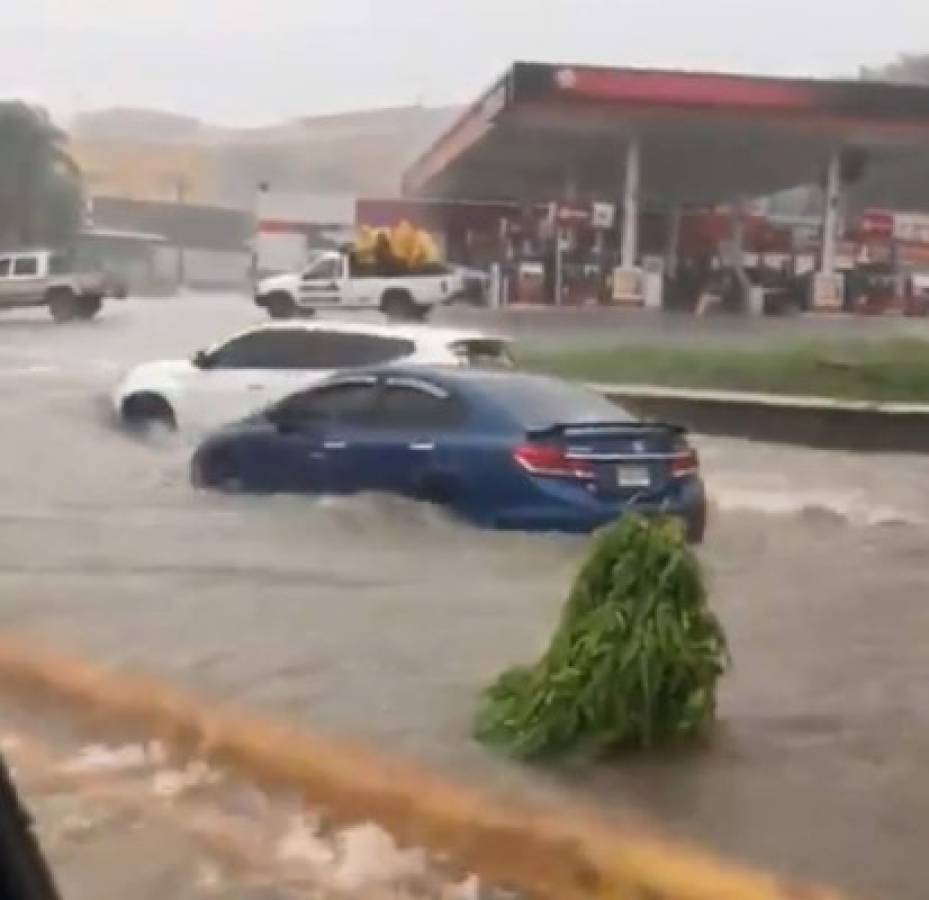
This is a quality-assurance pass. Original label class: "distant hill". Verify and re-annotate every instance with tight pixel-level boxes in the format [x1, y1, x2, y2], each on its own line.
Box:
[69, 105, 461, 207]
[71, 108, 203, 143]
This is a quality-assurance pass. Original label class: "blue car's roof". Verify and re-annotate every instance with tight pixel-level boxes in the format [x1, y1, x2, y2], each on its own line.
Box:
[346, 366, 636, 429]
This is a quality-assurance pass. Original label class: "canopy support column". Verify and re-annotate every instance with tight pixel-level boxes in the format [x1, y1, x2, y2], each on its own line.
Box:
[812, 150, 844, 311]
[733, 200, 764, 315]
[613, 138, 648, 305]
[554, 167, 578, 306]
[621, 139, 640, 270]
[666, 205, 681, 279]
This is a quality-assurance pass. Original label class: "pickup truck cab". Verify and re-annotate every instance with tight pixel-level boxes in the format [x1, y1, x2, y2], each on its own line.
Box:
[255, 251, 485, 322]
[0, 249, 127, 323]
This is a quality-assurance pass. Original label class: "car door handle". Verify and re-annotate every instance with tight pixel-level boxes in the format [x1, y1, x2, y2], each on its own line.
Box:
[323, 440, 347, 450]
[409, 442, 435, 451]
[246, 383, 265, 391]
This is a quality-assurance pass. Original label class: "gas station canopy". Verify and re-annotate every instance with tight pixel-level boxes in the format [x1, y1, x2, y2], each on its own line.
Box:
[404, 62, 929, 205]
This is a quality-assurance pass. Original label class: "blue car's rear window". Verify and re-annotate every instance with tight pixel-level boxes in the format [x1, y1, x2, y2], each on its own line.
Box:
[472, 374, 634, 427]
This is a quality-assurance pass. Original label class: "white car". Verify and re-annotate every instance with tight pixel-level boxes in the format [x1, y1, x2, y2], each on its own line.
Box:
[113, 321, 514, 432]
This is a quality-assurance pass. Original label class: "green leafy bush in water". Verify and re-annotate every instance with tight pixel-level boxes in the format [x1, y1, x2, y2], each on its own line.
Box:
[475, 516, 729, 759]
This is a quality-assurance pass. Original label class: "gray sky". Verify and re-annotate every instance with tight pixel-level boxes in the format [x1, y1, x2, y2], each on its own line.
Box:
[3, 0, 929, 126]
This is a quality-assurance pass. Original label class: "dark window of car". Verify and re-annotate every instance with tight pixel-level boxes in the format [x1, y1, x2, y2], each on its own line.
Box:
[473, 373, 634, 427]
[314, 333, 414, 368]
[448, 339, 515, 369]
[373, 379, 465, 429]
[210, 331, 291, 368]
[49, 253, 71, 275]
[210, 329, 414, 370]
[0, 258, 10, 278]
[13, 256, 38, 277]
[273, 381, 378, 426]
[304, 257, 341, 281]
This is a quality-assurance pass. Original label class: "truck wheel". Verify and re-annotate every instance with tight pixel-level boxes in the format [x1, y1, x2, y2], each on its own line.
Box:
[381, 289, 429, 322]
[121, 393, 177, 432]
[76, 296, 102, 320]
[47, 288, 77, 323]
[266, 292, 296, 320]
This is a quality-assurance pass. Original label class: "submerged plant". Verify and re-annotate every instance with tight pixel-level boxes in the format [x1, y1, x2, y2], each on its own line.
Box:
[475, 516, 729, 759]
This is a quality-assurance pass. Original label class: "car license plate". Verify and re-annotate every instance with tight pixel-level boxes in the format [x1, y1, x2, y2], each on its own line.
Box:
[617, 465, 651, 488]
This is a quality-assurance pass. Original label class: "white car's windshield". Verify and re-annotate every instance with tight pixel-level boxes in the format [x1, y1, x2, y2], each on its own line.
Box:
[449, 339, 516, 369]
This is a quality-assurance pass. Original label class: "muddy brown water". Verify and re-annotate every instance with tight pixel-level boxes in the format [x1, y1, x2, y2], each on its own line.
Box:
[0, 296, 928, 899]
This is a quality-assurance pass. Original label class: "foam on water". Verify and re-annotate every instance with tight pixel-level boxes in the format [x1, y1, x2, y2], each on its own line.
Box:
[698, 435, 929, 529]
[5, 725, 497, 899]
[709, 486, 925, 527]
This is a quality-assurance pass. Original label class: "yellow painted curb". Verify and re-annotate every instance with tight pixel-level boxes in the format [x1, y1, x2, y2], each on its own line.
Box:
[0, 634, 844, 900]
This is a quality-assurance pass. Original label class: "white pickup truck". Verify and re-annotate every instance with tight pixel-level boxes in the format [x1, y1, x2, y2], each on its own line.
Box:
[254, 251, 487, 322]
[0, 248, 128, 323]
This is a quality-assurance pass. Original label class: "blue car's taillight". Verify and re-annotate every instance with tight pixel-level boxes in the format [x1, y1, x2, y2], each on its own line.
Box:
[513, 444, 594, 480]
[669, 447, 700, 478]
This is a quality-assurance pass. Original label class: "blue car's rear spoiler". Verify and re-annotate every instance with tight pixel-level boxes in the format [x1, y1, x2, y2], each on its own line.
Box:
[526, 421, 687, 439]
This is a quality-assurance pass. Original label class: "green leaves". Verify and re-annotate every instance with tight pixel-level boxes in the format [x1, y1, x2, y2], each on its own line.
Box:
[475, 516, 729, 759]
[0, 102, 84, 248]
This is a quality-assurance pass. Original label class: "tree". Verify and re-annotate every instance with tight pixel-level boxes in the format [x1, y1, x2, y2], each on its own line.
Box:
[0, 102, 84, 248]
[860, 53, 929, 85]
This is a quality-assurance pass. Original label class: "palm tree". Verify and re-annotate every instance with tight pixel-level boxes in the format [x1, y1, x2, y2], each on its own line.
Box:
[0, 102, 84, 248]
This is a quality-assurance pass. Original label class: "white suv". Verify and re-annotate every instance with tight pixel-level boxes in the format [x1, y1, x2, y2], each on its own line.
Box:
[113, 321, 514, 432]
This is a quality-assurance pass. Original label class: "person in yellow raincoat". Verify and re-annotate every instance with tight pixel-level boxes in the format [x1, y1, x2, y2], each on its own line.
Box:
[352, 222, 441, 275]
[389, 220, 418, 270]
[354, 226, 377, 266]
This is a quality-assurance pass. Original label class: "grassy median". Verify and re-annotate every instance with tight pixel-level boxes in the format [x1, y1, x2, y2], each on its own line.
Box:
[524, 337, 929, 404]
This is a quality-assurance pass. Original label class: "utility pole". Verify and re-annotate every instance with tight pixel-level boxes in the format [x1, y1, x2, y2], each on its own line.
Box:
[252, 181, 269, 286]
[172, 175, 188, 291]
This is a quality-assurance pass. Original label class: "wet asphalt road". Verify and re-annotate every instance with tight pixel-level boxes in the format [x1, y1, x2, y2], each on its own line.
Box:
[0, 295, 928, 899]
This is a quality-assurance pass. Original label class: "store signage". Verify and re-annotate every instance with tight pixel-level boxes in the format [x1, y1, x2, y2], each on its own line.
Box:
[551, 202, 616, 228]
[556, 204, 591, 225]
[591, 202, 616, 230]
[860, 209, 929, 244]
[555, 68, 578, 90]
[860, 210, 893, 237]
[893, 213, 929, 244]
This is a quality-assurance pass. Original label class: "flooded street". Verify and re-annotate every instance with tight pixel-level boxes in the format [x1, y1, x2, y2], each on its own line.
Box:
[1, 295, 928, 898]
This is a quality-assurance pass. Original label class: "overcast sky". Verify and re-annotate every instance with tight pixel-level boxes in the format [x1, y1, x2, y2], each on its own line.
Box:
[3, 0, 928, 126]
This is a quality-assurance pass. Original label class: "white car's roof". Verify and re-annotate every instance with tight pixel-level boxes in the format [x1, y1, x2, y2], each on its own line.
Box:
[223, 320, 511, 348]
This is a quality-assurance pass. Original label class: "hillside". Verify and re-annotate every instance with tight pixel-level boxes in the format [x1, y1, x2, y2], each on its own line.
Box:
[69, 105, 460, 207]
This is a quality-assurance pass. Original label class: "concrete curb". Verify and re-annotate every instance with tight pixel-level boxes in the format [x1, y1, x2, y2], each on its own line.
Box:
[595, 383, 929, 452]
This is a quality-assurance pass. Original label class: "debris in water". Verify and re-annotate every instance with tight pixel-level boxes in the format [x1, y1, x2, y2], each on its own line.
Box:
[151, 760, 220, 799]
[59, 743, 150, 775]
[443, 874, 482, 900]
[275, 814, 335, 870]
[194, 861, 225, 893]
[332, 823, 428, 892]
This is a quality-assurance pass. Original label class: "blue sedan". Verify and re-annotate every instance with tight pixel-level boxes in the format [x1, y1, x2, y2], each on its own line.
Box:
[191, 368, 707, 540]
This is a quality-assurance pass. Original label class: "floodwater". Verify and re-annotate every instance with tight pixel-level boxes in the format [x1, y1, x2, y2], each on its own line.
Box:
[0, 296, 928, 899]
